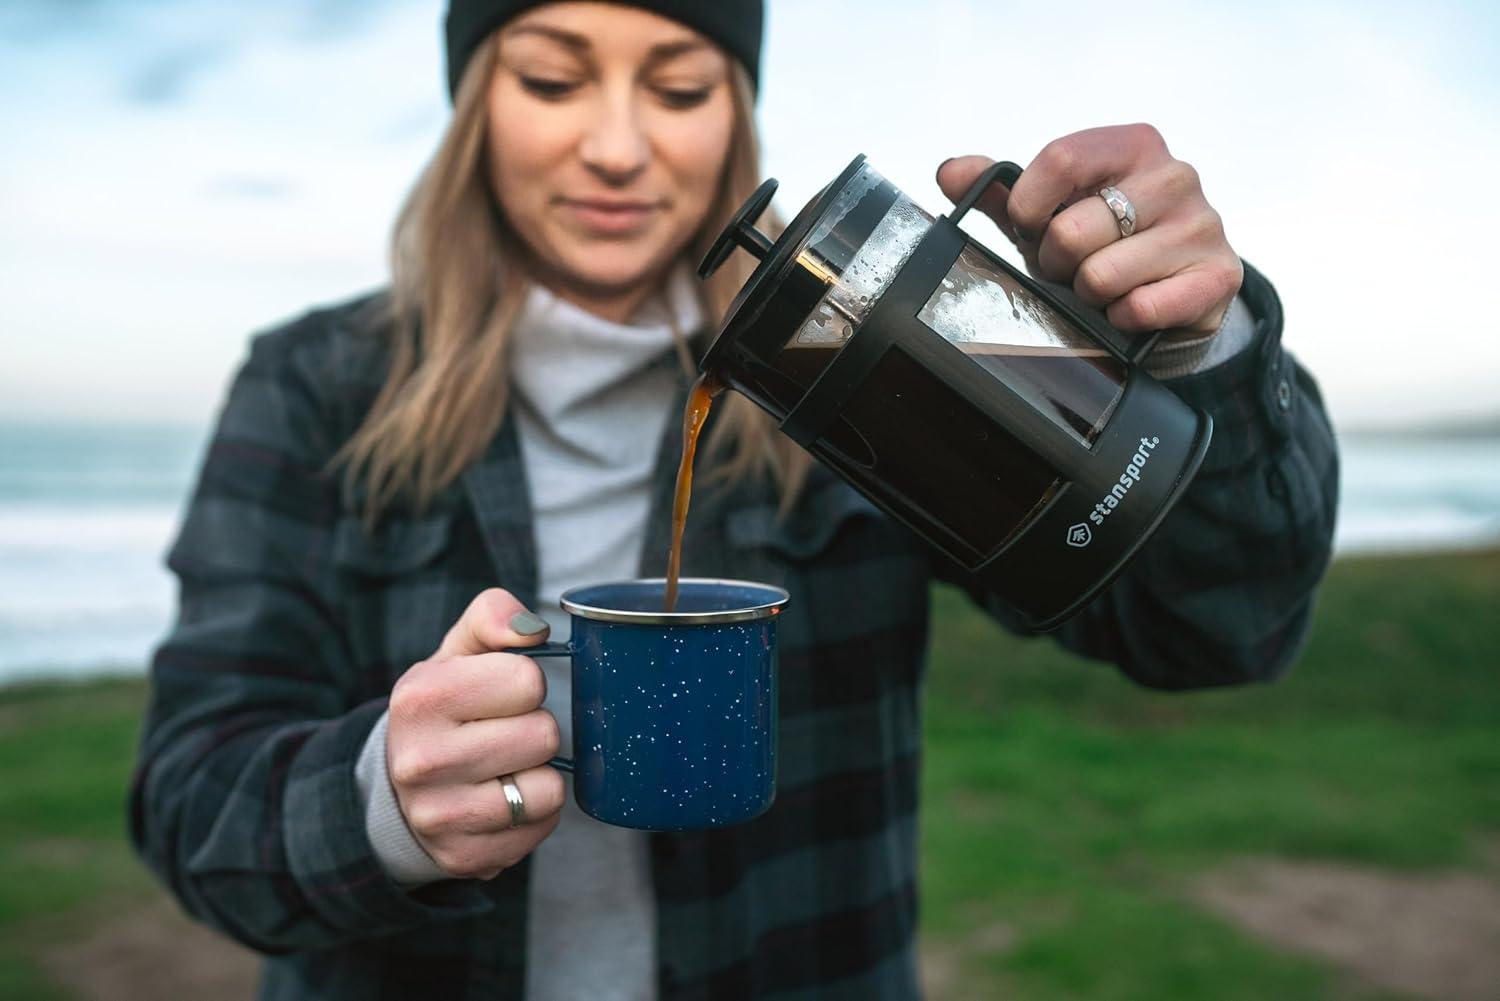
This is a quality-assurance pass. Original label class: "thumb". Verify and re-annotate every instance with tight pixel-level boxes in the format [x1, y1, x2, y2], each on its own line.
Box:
[433, 588, 550, 661]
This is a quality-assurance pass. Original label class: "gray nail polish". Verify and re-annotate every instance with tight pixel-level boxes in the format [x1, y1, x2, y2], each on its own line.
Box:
[510, 611, 549, 636]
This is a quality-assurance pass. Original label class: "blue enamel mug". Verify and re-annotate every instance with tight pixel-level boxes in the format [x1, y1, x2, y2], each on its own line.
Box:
[510, 578, 787, 831]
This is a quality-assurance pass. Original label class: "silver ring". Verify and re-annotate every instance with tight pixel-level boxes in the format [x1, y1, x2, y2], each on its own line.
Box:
[1097, 185, 1137, 238]
[499, 774, 526, 828]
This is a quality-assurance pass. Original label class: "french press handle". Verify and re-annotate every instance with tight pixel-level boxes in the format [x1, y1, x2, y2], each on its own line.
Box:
[943, 159, 1163, 365]
[948, 159, 1024, 225]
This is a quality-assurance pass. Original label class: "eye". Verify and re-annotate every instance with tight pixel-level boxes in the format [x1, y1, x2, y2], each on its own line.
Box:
[655, 86, 712, 110]
[519, 76, 580, 100]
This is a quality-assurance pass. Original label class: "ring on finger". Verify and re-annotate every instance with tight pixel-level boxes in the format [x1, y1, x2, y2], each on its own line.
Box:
[499, 773, 526, 828]
[1096, 185, 1137, 238]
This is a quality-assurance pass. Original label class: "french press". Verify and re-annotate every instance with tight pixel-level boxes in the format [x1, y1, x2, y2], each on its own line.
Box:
[695, 155, 1213, 631]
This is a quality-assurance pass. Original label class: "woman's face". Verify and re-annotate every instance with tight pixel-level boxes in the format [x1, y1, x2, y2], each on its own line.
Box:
[486, 3, 736, 310]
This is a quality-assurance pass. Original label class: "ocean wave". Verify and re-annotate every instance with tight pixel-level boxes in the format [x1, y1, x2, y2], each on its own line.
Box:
[0, 504, 183, 552]
[1334, 508, 1500, 554]
[3, 432, 1498, 682]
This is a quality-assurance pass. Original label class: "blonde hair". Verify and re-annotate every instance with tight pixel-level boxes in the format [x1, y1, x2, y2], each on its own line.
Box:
[334, 35, 811, 527]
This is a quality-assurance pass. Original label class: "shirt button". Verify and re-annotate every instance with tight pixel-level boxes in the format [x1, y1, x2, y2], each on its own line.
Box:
[1275, 378, 1292, 412]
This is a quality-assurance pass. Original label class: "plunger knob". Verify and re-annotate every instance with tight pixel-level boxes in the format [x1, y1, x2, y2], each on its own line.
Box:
[697, 177, 778, 279]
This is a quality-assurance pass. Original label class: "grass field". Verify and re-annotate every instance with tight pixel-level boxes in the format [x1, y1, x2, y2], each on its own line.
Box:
[921, 548, 1500, 998]
[1, 548, 1497, 998]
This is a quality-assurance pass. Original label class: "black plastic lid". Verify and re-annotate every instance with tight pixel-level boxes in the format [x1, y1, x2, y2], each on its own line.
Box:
[696, 153, 879, 376]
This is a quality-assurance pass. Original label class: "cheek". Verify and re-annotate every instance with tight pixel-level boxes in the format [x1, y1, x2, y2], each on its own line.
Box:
[657, 109, 734, 208]
[485, 89, 573, 224]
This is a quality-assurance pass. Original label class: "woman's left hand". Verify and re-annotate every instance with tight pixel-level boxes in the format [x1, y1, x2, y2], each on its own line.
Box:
[936, 124, 1242, 339]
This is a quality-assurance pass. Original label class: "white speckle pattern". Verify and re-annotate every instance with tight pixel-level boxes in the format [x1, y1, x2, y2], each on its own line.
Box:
[572, 617, 777, 831]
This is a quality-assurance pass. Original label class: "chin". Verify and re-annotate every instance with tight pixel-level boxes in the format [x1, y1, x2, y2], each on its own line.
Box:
[556, 246, 674, 294]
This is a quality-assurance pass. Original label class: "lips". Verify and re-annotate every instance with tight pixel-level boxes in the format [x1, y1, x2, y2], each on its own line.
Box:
[559, 196, 662, 235]
[568, 197, 659, 211]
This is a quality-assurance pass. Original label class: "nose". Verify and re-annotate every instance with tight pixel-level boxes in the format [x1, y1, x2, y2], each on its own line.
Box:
[578, 90, 650, 185]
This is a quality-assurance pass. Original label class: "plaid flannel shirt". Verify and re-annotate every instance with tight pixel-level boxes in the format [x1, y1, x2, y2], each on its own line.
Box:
[129, 262, 1338, 999]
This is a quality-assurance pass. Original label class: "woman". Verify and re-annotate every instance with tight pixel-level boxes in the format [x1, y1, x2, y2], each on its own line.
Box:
[129, 2, 1339, 998]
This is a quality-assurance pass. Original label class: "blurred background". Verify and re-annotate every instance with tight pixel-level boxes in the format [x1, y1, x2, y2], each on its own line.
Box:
[1, 1, 1496, 998]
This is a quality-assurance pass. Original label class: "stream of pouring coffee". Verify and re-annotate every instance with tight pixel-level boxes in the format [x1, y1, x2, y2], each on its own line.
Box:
[663, 371, 724, 612]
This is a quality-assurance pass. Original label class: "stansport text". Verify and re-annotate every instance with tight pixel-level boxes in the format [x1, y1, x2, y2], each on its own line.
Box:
[1088, 436, 1161, 526]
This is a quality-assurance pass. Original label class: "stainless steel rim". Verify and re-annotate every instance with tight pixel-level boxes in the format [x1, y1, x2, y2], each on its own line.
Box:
[558, 577, 789, 626]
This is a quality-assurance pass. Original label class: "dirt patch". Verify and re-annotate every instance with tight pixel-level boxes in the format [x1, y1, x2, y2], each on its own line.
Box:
[947, 790, 1005, 824]
[14, 837, 97, 867]
[1477, 834, 1500, 876]
[41, 898, 260, 1001]
[1193, 857, 1500, 1001]
[921, 919, 1017, 998]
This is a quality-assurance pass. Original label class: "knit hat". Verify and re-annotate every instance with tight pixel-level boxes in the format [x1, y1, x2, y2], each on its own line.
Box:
[444, 0, 764, 100]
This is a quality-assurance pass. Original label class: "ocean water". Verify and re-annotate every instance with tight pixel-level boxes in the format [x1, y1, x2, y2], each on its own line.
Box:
[1335, 434, 1500, 555]
[1, 421, 1497, 684]
[0, 423, 207, 684]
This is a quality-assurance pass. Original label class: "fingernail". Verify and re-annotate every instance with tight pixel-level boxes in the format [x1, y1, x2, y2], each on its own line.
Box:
[510, 611, 549, 636]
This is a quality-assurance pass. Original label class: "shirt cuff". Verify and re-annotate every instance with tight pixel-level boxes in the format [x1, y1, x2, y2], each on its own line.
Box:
[1141, 293, 1257, 380]
[282, 700, 491, 934]
[1137, 259, 1298, 477]
[353, 709, 451, 887]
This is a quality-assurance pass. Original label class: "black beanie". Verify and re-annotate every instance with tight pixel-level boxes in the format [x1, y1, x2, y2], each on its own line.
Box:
[444, 0, 764, 101]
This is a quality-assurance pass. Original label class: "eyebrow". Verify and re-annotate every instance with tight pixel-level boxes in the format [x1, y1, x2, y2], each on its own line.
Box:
[502, 24, 714, 69]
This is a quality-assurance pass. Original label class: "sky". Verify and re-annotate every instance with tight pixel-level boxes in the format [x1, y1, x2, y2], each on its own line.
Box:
[1, 0, 1497, 429]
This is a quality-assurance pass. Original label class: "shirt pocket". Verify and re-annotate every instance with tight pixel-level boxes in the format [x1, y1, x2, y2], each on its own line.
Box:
[331, 509, 463, 687]
[332, 512, 454, 576]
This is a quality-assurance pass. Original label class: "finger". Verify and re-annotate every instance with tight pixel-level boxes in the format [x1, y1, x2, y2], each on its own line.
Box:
[390, 706, 562, 787]
[404, 764, 568, 840]
[935, 155, 1018, 239]
[485, 811, 562, 875]
[390, 651, 547, 728]
[1008, 124, 1168, 244]
[434, 588, 550, 661]
[451, 709, 565, 783]
[489, 764, 569, 830]
[450, 652, 551, 721]
[935, 154, 1065, 256]
[1067, 224, 1199, 308]
[1034, 195, 1128, 283]
[1103, 261, 1243, 335]
[422, 809, 563, 882]
[1038, 158, 1200, 285]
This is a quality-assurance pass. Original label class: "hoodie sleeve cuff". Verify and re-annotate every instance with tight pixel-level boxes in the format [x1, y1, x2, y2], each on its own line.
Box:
[1141, 292, 1258, 380]
[353, 709, 452, 888]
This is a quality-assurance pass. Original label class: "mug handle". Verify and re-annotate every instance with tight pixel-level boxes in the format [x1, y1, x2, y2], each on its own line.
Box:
[502, 641, 576, 774]
[944, 158, 1164, 364]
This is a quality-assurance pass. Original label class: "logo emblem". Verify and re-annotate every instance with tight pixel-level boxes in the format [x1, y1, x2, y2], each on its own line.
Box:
[1066, 523, 1092, 548]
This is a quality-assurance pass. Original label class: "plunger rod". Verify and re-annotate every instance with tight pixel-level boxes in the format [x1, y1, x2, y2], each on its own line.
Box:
[735, 222, 773, 259]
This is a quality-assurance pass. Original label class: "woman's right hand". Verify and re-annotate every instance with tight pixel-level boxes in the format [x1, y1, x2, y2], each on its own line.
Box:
[386, 588, 566, 881]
